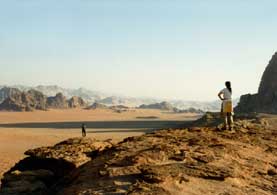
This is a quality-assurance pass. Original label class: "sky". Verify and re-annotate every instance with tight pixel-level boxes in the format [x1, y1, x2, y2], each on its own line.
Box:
[0, 0, 277, 101]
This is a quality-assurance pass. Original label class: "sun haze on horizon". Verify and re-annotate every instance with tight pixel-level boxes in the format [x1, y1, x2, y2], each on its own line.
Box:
[0, 0, 276, 101]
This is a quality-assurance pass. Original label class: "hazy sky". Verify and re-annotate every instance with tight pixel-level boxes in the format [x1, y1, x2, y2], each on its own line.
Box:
[0, 0, 276, 101]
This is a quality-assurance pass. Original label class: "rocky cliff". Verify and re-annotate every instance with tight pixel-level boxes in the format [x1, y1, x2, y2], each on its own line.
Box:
[235, 52, 277, 113]
[0, 87, 21, 103]
[0, 89, 47, 111]
[67, 96, 87, 108]
[1, 113, 276, 195]
[46, 93, 69, 109]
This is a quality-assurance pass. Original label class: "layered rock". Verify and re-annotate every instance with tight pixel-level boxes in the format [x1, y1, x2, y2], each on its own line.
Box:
[67, 96, 87, 108]
[235, 52, 277, 113]
[0, 137, 113, 195]
[46, 93, 68, 109]
[0, 89, 47, 111]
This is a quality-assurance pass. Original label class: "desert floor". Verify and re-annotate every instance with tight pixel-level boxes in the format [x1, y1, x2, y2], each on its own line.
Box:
[0, 108, 200, 180]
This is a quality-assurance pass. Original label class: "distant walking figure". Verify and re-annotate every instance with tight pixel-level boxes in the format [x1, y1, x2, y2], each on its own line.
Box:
[218, 81, 233, 130]
[81, 123, 86, 137]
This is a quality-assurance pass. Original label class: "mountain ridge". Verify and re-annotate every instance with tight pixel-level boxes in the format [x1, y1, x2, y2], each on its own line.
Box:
[0, 85, 238, 111]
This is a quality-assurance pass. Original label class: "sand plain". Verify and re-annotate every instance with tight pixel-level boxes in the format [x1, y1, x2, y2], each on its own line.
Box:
[0, 108, 200, 180]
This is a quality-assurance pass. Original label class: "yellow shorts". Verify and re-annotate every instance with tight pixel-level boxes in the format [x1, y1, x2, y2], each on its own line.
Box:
[223, 101, 233, 113]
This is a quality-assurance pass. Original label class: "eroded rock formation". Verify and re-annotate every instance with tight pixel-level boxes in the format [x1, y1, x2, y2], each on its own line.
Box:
[46, 93, 69, 109]
[0, 137, 113, 195]
[0, 89, 47, 111]
[67, 96, 87, 108]
[0, 87, 21, 103]
[235, 52, 277, 113]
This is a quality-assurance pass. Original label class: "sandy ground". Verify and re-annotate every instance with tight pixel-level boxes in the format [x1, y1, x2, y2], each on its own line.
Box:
[0, 108, 199, 180]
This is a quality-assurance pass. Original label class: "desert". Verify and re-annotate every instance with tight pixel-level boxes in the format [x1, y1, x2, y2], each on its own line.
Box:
[0, 108, 199, 183]
[1, 1, 277, 194]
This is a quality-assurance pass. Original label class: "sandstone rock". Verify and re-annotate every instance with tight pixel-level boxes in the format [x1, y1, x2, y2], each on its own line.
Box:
[67, 96, 87, 108]
[0, 137, 113, 195]
[25, 137, 112, 167]
[235, 52, 277, 114]
[0, 89, 47, 111]
[46, 92, 68, 109]
[0, 87, 21, 103]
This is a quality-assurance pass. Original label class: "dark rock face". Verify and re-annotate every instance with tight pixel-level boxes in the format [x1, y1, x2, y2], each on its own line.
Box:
[46, 93, 68, 109]
[67, 96, 87, 108]
[258, 52, 277, 95]
[235, 52, 277, 113]
[0, 89, 47, 111]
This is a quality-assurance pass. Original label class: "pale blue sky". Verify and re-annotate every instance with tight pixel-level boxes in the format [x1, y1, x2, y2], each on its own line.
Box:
[0, 0, 276, 101]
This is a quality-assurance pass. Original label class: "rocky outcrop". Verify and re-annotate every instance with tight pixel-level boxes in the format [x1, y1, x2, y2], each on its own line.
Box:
[1, 114, 276, 195]
[174, 107, 205, 114]
[0, 87, 21, 103]
[0, 89, 88, 111]
[67, 96, 87, 108]
[235, 52, 277, 113]
[46, 93, 68, 109]
[0, 137, 113, 195]
[139, 101, 174, 110]
[0, 89, 47, 111]
[85, 102, 109, 110]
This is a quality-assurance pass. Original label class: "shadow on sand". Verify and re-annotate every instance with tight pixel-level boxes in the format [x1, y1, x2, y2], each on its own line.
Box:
[0, 120, 192, 131]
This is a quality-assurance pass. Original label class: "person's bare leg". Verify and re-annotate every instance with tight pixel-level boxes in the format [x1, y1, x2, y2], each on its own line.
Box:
[223, 113, 228, 130]
[227, 113, 233, 130]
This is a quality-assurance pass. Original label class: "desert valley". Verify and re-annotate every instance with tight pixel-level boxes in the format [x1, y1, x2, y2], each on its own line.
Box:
[1, 1, 277, 194]
[0, 52, 277, 194]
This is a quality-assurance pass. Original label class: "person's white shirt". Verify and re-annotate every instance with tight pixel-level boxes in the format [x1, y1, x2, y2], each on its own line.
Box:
[219, 88, 232, 100]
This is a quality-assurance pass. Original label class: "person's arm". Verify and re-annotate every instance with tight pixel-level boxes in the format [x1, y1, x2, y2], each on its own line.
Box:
[218, 91, 224, 101]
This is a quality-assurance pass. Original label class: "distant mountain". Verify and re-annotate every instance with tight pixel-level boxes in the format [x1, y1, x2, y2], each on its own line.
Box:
[0, 89, 47, 111]
[0, 87, 21, 103]
[97, 96, 158, 107]
[46, 93, 69, 109]
[68, 96, 87, 108]
[86, 102, 109, 110]
[0, 87, 88, 111]
[174, 107, 205, 114]
[0, 85, 239, 111]
[139, 101, 175, 110]
[7, 85, 103, 103]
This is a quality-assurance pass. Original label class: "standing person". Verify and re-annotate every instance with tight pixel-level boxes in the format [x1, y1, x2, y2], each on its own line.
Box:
[218, 81, 233, 130]
[81, 123, 86, 137]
